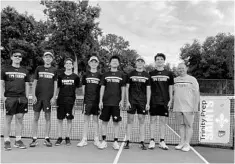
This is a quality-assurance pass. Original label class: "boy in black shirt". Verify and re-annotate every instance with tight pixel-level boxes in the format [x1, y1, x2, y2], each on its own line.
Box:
[149, 53, 174, 150]
[77, 56, 101, 147]
[1, 49, 30, 150]
[55, 58, 80, 146]
[124, 57, 151, 150]
[29, 51, 57, 147]
[98, 55, 125, 150]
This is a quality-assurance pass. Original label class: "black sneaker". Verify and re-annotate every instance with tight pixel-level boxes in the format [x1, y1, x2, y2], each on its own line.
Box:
[4, 141, 12, 151]
[65, 137, 71, 146]
[140, 143, 147, 150]
[29, 138, 38, 147]
[124, 141, 130, 149]
[44, 138, 52, 147]
[55, 137, 63, 146]
[14, 140, 27, 149]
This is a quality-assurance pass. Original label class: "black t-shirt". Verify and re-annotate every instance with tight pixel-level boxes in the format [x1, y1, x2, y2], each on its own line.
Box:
[127, 70, 150, 105]
[34, 66, 57, 100]
[57, 72, 80, 104]
[1, 65, 30, 97]
[100, 71, 125, 106]
[149, 69, 174, 105]
[82, 71, 101, 104]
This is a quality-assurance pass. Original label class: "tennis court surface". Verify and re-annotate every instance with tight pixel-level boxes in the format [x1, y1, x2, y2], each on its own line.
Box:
[1, 138, 234, 163]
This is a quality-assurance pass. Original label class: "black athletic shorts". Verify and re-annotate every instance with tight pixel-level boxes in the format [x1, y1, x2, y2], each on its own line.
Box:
[127, 103, 147, 115]
[5, 97, 28, 115]
[57, 97, 75, 120]
[83, 103, 99, 116]
[57, 103, 74, 120]
[99, 106, 122, 122]
[150, 104, 169, 117]
[33, 99, 51, 113]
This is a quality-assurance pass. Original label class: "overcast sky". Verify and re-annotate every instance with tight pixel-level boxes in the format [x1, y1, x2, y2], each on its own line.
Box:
[1, 0, 234, 66]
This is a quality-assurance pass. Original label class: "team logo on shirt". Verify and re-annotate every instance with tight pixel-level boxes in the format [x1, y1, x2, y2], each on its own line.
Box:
[174, 82, 192, 88]
[86, 78, 100, 84]
[105, 76, 122, 83]
[6, 72, 26, 79]
[39, 72, 54, 79]
[62, 79, 74, 85]
[151, 75, 169, 81]
[130, 76, 148, 83]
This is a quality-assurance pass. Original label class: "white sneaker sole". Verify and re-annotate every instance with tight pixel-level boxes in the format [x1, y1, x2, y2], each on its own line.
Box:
[14, 145, 26, 149]
[77, 142, 88, 147]
[98, 145, 107, 149]
[29, 142, 39, 147]
[182, 148, 191, 152]
[113, 146, 120, 150]
[159, 145, 169, 150]
[148, 145, 155, 149]
[175, 145, 184, 150]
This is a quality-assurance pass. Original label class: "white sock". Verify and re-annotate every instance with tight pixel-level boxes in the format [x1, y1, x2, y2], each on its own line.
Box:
[94, 136, 99, 141]
[45, 136, 49, 139]
[16, 136, 21, 141]
[33, 137, 37, 140]
[4, 137, 10, 142]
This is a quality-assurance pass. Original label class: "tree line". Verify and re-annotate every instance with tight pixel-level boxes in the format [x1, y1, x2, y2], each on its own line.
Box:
[1, 1, 234, 79]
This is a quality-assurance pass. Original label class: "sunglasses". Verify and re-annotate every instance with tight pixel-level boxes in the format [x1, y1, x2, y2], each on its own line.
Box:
[13, 55, 22, 58]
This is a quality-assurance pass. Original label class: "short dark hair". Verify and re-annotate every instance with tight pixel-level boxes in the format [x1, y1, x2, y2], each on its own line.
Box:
[11, 49, 24, 56]
[109, 55, 120, 63]
[91, 52, 98, 56]
[64, 58, 74, 64]
[154, 53, 166, 61]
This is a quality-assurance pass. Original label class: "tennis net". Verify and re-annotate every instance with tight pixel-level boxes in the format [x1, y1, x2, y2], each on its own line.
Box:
[0, 97, 234, 149]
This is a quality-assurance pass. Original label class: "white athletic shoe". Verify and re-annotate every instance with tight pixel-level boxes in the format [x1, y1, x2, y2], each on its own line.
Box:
[77, 139, 88, 147]
[159, 141, 169, 150]
[175, 143, 185, 150]
[148, 140, 155, 149]
[181, 144, 191, 152]
[98, 140, 107, 149]
[94, 138, 100, 147]
[112, 141, 120, 150]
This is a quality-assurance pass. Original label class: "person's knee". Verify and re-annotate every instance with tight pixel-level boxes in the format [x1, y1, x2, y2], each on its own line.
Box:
[45, 112, 51, 121]
[67, 119, 72, 124]
[102, 121, 108, 126]
[93, 116, 99, 123]
[15, 113, 24, 120]
[33, 112, 40, 121]
[185, 123, 193, 129]
[84, 115, 90, 123]
[58, 119, 63, 124]
[127, 116, 134, 124]
[5, 115, 13, 124]
[113, 122, 119, 126]
[159, 117, 166, 124]
[150, 116, 157, 124]
[138, 115, 145, 124]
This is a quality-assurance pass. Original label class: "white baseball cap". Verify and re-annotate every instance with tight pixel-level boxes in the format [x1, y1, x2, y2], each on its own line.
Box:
[136, 56, 145, 63]
[88, 56, 99, 63]
[43, 51, 54, 58]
